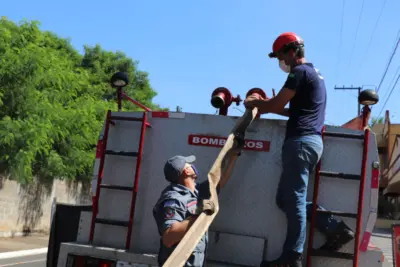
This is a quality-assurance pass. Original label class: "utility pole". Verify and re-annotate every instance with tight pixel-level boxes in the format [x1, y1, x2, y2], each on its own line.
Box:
[334, 85, 362, 116]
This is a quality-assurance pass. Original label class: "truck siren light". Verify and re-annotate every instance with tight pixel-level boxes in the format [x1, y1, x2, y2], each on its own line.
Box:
[358, 89, 379, 106]
[245, 88, 267, 100]
[111, 71, 129, 88]
[211, 87, 242, 116]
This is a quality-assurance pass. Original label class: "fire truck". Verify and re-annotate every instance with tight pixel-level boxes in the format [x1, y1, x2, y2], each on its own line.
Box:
[47, 72, 385, 267]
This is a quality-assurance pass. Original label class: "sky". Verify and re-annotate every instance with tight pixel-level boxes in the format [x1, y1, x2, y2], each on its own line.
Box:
[2, 0, 400, 125]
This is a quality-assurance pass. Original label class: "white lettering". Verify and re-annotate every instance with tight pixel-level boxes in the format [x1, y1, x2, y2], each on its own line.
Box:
[209, 138, 219, 145]
[201, 137, 209, 144]
[246, 141, 255, 148]
[189, 135, 268, 152]
[256, 142, 263, 149]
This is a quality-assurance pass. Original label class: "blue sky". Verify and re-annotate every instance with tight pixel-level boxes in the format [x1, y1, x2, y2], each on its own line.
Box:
[3, 0, 400, 125]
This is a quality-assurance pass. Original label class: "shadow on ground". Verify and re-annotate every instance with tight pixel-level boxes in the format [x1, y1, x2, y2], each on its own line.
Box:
[372, 228, 392, 239]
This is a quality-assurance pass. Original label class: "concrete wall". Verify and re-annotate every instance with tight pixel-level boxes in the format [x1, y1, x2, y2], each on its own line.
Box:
[0, 176, 91, 237]
[376, 218, 400, 229]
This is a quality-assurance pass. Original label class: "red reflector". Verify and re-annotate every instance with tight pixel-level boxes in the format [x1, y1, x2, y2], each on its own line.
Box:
[95, 140, 104, 158]
[152, 111, 169, 118]
[67, 254, 116, 267]
[74, 256, 85, 267]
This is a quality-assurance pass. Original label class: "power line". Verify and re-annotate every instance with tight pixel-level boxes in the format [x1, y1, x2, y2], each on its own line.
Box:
[335, 0, 346, 84]
[355, 0, 388, 78]
[347, 0, 365, 71]
[381, 65, 400, 104]
[377, 72, 400, 118]
[376, 28, 400, 93]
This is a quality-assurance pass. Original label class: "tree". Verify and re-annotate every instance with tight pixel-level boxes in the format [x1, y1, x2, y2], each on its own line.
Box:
[0, 18, 165, 184]
[369, 116, 385, 128]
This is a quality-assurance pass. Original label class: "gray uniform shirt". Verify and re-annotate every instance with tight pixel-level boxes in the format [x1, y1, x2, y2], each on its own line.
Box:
[153, 180, 219, 267]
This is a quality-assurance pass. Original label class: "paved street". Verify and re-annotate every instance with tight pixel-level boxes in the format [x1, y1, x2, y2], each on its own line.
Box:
[0, 254, 46, 267]
[0, 234, 48, 253]
[0, 234, 48, 267]
[371, 228, 393, 267]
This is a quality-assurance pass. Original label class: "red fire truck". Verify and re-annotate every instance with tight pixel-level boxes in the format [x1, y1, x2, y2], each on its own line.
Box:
[47, 72, 384, 267]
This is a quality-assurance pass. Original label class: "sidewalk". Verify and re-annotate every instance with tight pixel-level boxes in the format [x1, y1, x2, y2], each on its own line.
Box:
[0, 233, 49, 253]
[371, 228, 393, 267]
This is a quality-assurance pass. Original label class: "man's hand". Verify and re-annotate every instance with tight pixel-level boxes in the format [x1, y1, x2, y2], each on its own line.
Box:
[162, 216, 199, 247]
[196, 199, 216, 215]
[244, 88, 295, 114]
[243, 94, 265, 109]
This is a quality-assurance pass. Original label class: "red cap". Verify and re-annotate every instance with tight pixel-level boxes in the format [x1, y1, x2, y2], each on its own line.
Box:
[268, 32, 304, 58]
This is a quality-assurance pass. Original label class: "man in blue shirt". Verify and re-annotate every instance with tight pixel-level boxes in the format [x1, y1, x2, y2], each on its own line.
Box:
[245, 32, 354, 267]
[153, 151, 240, 266]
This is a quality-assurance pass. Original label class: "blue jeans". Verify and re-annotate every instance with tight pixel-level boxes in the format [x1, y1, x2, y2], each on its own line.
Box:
[276, 135, 340, 258]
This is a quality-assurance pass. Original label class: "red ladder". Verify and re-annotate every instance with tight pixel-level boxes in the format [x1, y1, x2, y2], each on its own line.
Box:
[306, 128, 370, 267]
[89, 110, 151, 249]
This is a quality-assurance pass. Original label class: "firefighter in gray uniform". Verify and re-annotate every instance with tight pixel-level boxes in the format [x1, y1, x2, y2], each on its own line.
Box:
[153, 152, 240, 267]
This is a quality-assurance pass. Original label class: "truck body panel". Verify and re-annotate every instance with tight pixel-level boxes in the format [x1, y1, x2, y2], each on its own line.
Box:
[53, 111, 383, 267]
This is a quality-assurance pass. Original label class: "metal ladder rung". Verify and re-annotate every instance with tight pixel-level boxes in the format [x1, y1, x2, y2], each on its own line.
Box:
[317, 209, 357, 218]
[110, 116, 143, 122]
[105, 150, 138, 157]
[95, 218, 129, 227]
[319, 171, 361, 181]
[311, 249, 354, 260]
[99, 184, 133, 191]
[324, 131, 364, 140]
[109, 116, 152, 128]
[90, 110, 150, 250]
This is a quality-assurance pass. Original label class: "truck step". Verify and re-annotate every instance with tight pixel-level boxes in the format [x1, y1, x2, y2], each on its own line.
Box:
[319, 171, 361, 181]
[109, 116, 151, 127]
[311, 249, 354, 260]
[99, 184, 133, 191]
[324, 131, 364, 140]
[105, 150, 138, 157]
[317, 209, 357, 218]
[95, 218, 129, 227]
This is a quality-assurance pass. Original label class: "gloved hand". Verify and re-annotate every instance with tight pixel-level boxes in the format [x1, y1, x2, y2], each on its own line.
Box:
[196, 199, 216, 215]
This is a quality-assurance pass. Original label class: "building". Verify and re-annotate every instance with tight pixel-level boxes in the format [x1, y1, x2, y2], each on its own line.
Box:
[371, 111, 400, 219]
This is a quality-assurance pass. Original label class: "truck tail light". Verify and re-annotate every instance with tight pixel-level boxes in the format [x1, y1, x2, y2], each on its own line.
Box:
[66, 254, 116, 267]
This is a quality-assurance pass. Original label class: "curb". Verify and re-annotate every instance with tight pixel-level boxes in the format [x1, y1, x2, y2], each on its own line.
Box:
[0, 247, 48, 259]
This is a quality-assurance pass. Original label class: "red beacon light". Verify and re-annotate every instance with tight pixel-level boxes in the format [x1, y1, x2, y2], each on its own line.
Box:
[211, 87, 242, 116]
[245, 88, 267, 118]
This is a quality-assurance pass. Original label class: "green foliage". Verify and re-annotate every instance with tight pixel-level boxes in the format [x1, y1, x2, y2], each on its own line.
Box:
[0, 18, 165, 183]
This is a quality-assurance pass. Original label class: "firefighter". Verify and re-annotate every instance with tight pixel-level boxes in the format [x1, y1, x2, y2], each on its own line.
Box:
[153, 151, 240, 266]
[244, 32, 355, 267]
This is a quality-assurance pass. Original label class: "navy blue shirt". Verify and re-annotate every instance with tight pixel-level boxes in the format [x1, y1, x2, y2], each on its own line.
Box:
[153, 180, 218, 267]
[283, 63, 327, 139]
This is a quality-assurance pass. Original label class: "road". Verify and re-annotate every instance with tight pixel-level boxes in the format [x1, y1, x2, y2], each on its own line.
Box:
[0, 254, 46, 267]
[371, 228, 393, 267]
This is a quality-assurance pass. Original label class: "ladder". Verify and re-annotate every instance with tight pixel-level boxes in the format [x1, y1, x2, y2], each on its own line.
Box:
[306, 127, 371, 267]
[89, 110, 151, 249]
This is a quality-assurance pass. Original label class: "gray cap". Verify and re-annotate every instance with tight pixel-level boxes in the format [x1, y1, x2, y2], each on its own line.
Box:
[164, 155, 196, 183]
